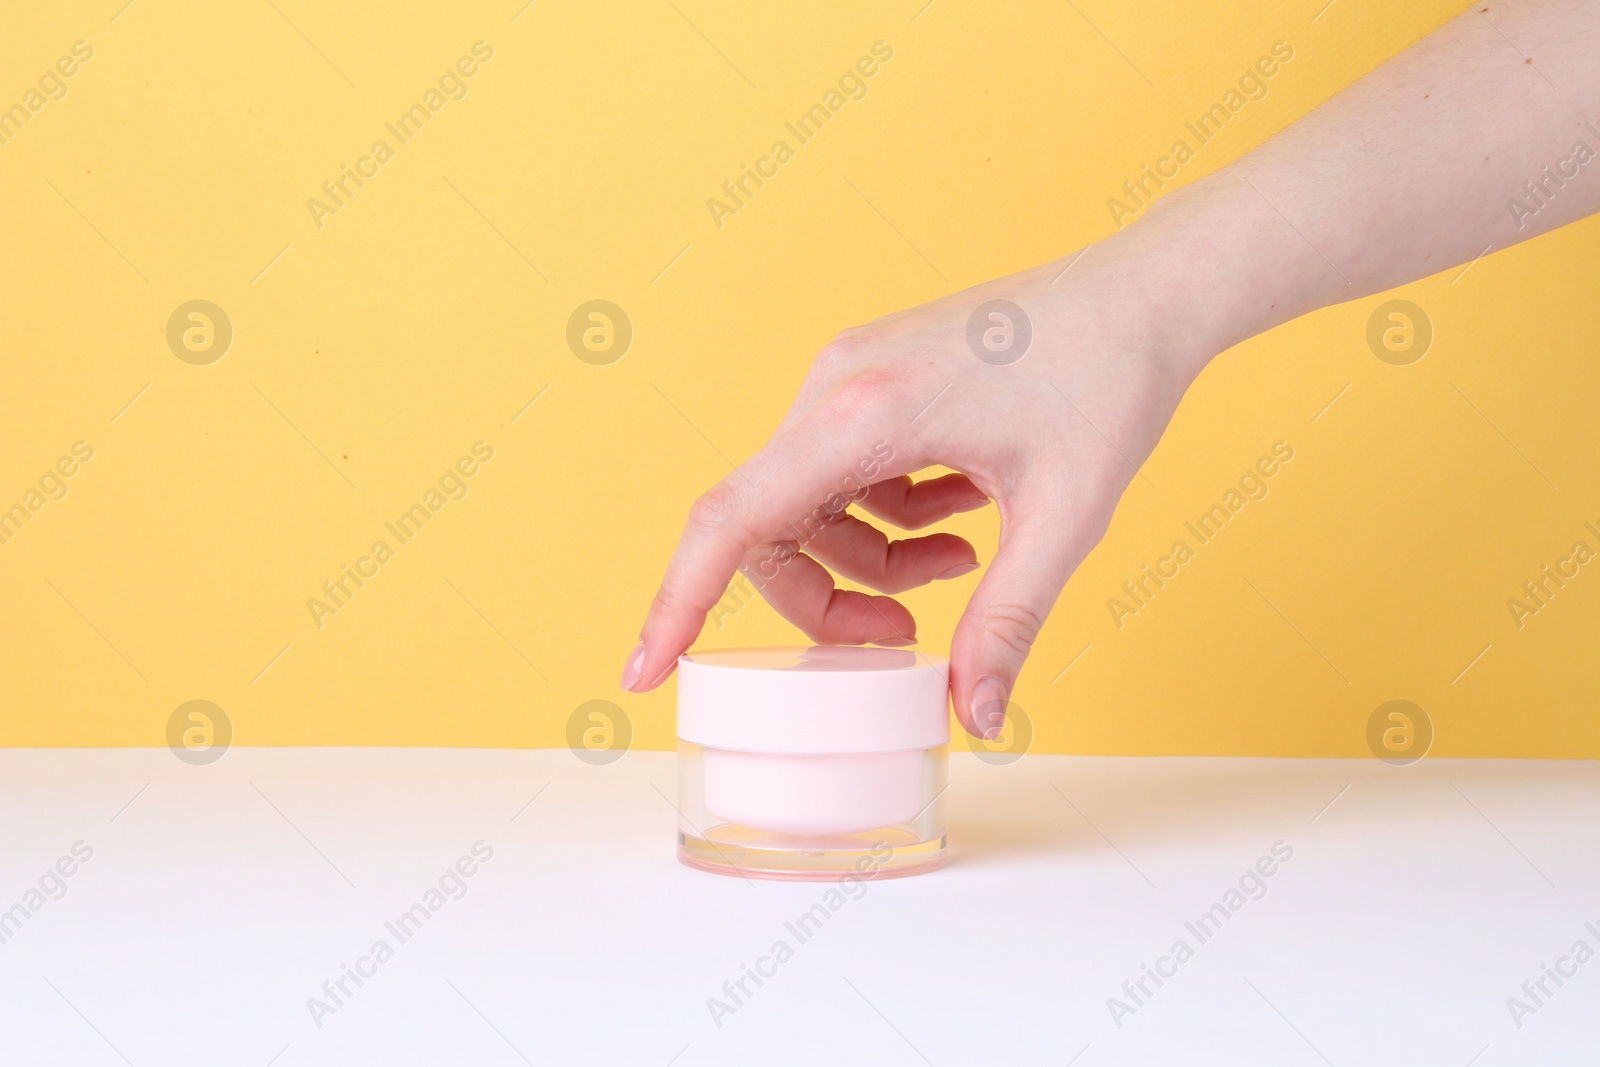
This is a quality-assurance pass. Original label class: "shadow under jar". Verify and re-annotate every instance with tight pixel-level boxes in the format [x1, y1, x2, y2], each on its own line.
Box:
[675, 646, 949, 881]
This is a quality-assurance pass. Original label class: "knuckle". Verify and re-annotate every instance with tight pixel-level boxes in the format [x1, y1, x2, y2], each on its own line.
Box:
[980, 602, 1046, 658]
[687, 481, 742, 537]
[818, 367, 905, 424]
[812, 338, 859, 375]
[650, 583, 691, 615]
[650, 581, 714, 621]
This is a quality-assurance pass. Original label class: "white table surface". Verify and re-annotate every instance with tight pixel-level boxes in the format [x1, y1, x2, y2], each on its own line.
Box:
[0, 747, 1594, 1066]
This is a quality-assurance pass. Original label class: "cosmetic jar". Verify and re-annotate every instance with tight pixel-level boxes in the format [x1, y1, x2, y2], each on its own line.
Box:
[675, 645, 949, 881]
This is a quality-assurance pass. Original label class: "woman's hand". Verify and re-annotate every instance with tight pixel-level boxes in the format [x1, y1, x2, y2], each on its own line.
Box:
[621, 0, 1600, 739]
[620, 248, 1213, 738]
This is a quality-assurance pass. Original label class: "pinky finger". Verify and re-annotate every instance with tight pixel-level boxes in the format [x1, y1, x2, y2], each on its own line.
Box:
[857, 473, 989, 530]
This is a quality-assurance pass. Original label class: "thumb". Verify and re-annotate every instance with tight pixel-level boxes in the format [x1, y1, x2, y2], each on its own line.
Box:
[949, 492, 1087, 739]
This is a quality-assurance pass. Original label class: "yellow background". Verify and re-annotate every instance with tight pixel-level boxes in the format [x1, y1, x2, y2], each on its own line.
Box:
[3, 0, 1595, 755]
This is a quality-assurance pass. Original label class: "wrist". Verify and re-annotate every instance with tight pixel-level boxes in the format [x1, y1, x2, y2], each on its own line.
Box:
[1074, 170, 1334, 387]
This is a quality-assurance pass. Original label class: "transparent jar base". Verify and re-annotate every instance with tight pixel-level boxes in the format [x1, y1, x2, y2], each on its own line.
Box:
[678, 827, 947, 881]
[675, 739, 948, 881]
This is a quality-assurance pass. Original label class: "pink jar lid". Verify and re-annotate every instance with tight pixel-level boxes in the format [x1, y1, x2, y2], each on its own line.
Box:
[675, 645, 950, 754]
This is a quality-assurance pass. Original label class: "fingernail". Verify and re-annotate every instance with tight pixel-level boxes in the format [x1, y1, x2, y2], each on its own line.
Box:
[971, 675, 1008, 739]
[620, 642, 646, 691]
[642, 658, 678, 690]
[934, 561, 979, 580]
[953, 496, 989, 513]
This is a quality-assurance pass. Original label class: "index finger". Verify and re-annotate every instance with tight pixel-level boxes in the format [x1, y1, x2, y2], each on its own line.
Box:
[622, 419, 907, 692]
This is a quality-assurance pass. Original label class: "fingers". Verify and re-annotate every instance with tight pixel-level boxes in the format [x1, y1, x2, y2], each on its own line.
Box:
[803, 511, 978, 594]
[948, 488, 1091, 739]
[624, 417, 906, 693]
[745, 544, 918, 646]
[856, 473, 989, 530]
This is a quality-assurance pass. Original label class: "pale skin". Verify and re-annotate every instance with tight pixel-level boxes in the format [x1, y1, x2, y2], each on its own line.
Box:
[622, 0, 1600, 737]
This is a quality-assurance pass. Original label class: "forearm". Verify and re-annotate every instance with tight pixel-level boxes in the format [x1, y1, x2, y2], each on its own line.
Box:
[1088, 0, 1600, 375]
